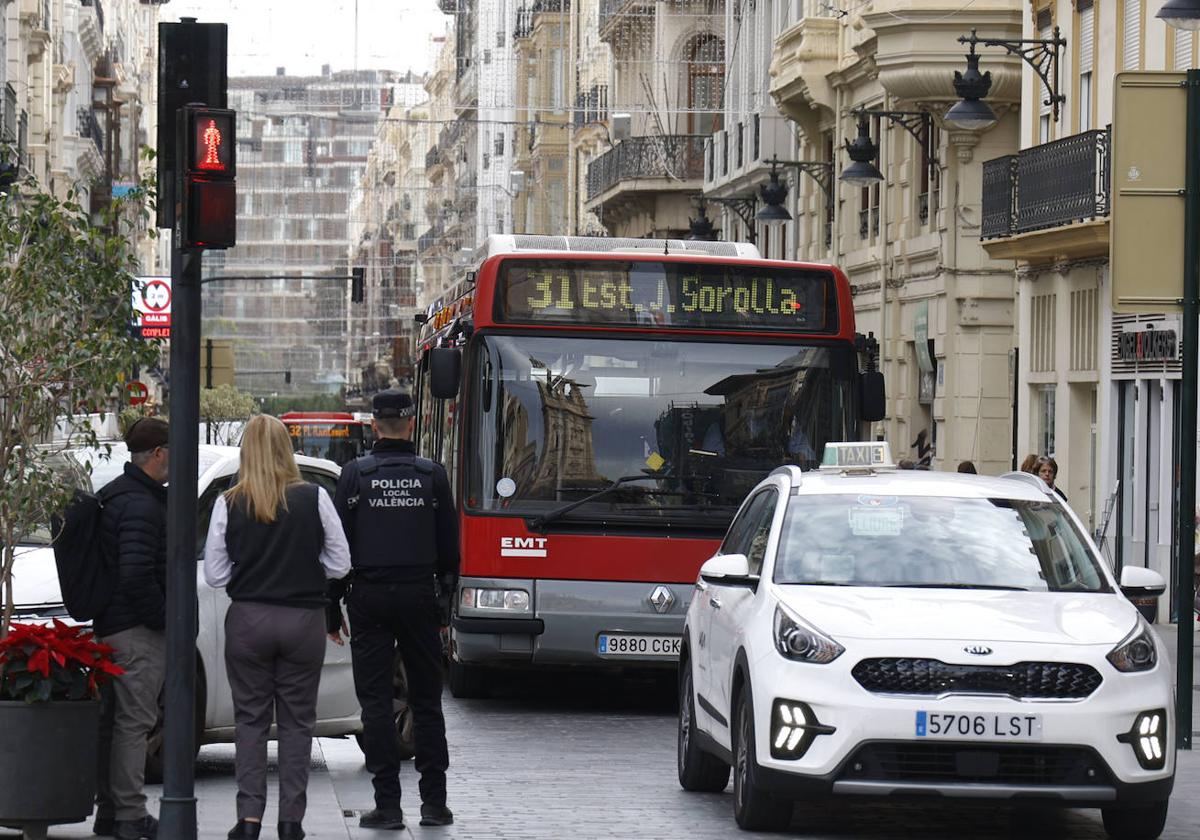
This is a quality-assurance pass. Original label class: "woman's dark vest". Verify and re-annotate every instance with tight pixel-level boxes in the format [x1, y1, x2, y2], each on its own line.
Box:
[225, 482, 326, 607]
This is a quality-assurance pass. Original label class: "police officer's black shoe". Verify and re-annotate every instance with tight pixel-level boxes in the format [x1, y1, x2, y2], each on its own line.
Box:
[358, 808, 405, 830]
[93, 813, 115, 836]
[276, 822, 304, 840]
[113, 815, 158, 840]
[227, 820, 261, 839]
[419, 804, 454, 826]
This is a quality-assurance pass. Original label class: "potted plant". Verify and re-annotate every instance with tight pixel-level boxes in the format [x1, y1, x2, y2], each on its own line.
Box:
[0, 621, 123, 835]
[0, 153, 158, 837]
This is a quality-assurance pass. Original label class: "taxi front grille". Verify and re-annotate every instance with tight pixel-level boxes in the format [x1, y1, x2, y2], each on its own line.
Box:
[840, 742, 1112, 786]
[851, 658, 1102, 700]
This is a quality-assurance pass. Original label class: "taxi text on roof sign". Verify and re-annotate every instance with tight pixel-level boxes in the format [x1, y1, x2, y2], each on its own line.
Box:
[820, 442, 894, 470]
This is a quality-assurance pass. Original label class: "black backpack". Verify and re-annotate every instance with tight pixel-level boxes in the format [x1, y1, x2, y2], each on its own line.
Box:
[50, 487, 121, 622]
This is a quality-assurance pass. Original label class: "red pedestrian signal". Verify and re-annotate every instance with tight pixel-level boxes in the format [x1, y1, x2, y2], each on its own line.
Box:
[182, 105, 237, 250]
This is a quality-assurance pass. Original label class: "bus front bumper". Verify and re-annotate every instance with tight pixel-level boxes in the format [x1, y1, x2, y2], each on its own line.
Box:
[451, 576, 691, 668]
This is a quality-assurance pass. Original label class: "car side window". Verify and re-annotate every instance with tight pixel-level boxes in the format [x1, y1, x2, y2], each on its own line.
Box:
[744, 489, 779, 576]
[721, 490, 775, 560]
[196, 477, 234, 556]
[301, 468, 338, 496]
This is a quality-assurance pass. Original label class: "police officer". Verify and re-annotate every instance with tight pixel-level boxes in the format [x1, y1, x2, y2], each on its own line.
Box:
[332, 389, 459, 830]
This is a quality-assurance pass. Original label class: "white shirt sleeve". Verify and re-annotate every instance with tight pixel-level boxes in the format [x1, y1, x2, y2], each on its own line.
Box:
[317, 487, 352, 580]
[202, 495, 232, 588]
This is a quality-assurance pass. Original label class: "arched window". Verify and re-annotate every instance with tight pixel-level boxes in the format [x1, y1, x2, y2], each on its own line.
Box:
[685, 35, 724, 136]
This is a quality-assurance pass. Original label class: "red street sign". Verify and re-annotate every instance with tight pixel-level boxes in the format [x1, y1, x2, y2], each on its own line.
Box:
[127, 381, 149, 406]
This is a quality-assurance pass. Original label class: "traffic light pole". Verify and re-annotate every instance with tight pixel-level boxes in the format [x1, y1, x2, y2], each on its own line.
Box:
[160, 240, 202, 837]
[1176, 68, 1198, 751]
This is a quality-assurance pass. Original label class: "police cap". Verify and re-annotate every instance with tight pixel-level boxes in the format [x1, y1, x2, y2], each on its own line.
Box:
[373, 389, 415, 419]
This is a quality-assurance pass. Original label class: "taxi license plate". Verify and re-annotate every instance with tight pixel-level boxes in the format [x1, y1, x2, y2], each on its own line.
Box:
[597, 634, 681, 657]
[915, 711, 1043, 741]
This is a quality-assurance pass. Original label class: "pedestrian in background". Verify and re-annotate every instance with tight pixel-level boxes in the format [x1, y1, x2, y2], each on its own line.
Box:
[94, 418, 170, 840]
[1020, 454, 1039, 473]
[333, 389, 460, 830]
[957, 460, 977, 474]
[203, 414, 351, 840]
[1035, 455, 1068, 502]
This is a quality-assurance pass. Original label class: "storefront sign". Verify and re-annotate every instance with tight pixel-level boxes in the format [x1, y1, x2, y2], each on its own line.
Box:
[1117, 324, 1178, 363]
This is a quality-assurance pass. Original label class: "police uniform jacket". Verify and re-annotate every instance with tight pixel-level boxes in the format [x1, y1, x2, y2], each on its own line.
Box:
[333, 438, 460, 585]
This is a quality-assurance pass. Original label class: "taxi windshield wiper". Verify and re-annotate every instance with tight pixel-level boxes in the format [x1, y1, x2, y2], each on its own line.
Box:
[883, 583, 1029, 591]
[529, 475, 667, 530]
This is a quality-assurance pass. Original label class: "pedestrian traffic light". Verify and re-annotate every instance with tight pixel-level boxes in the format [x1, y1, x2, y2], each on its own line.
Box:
[181, 105, 236, 250]
[351, 267, 365, 304]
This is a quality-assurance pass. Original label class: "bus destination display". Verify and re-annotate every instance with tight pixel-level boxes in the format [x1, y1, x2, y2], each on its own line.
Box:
[498, 260, 836, 332]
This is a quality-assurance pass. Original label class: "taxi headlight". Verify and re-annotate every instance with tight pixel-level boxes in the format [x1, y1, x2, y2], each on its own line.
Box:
[460, 587, 531, 613]
[1107, 619, 1158, 673]
[773, 605, 843, 665]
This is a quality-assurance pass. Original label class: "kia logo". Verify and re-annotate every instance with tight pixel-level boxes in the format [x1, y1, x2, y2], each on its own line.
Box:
[963, 645, 993, 656]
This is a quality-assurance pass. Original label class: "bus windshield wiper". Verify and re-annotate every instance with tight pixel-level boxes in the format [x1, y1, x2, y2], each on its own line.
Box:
[529, 475, 667, 530]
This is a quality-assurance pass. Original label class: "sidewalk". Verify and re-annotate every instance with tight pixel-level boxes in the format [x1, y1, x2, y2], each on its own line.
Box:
[1157, 618, 1200, 737]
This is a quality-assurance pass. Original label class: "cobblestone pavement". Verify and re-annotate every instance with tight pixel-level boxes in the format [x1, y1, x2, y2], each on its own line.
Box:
[15, 664, 1199, 840]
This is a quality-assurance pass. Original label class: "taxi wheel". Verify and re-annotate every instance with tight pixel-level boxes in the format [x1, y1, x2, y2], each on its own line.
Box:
[447, 659, 490, 699]
[1100, 800, 1168, 840]
[677, 664, 730, 792]
[732, 684, 792, 832]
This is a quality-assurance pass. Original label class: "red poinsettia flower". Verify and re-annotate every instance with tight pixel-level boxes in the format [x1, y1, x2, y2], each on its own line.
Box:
[0, 622, 124, 703]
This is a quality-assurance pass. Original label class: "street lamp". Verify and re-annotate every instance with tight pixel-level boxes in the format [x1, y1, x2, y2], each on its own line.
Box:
[751, 156, 834, 224]
[947, 28, 1067, 129]
[687, 198, 717, 241]
[1157, 0, 1200, 752]
[840, 117, 884, 187]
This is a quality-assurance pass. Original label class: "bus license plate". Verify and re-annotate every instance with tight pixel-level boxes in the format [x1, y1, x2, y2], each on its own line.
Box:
[915, 711, 1043, 741]
[597, 634, 681, 657]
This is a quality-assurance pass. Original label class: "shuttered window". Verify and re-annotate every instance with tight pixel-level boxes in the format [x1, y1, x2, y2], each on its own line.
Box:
[1175, 30, 1195, 71]
[1038, 9, 1053, 142]
[1123, 0, 1142, 71]
[1079, 0, 1094, 131]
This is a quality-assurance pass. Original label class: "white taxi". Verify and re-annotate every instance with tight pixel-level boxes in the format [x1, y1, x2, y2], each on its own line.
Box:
[678, 443, 1175, 839]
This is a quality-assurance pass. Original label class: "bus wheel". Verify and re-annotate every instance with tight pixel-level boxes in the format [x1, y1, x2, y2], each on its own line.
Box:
[447, 660, 490, 699]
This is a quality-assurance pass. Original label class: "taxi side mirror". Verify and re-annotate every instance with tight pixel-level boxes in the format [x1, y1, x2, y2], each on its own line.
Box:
[1119, 566, 1166, 623]
[700, 553, 758, 587]
[429, 347, 461, 400]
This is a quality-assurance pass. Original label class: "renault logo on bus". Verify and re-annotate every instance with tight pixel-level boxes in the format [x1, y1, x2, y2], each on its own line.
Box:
[648, 585, 675, 614]
[500, 537, 548, 558]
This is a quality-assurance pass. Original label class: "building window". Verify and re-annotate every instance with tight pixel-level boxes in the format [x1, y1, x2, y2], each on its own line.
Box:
[1174, 28, 1196, 71]
[1039, 386, 1057, 459]
[1078, 0, 1094, 132]
[1037, 8, 1053, 143]
[685, 34, 725, 136]
[1122, 0, 1142, 71]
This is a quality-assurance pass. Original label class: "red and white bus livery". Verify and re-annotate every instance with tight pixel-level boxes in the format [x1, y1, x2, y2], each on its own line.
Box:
[414, 235, 884, 696]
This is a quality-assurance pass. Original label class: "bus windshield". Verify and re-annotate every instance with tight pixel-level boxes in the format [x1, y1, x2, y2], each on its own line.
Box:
[467, 335, 858, 525]
[285, 421, 367, 466]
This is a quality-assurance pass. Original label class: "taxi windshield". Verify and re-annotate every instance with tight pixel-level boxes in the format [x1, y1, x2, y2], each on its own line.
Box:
[773, 494, 1110, 592]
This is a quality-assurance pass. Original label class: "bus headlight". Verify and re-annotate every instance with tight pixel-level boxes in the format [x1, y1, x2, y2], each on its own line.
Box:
[461, 588, 531, 613]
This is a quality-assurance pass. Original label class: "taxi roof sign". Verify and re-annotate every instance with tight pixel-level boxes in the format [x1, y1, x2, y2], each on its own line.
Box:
[820, 442, 894, 470]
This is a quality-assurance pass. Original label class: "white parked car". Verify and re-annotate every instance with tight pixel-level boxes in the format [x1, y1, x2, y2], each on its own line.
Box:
[11, 444, 362, 773]
[678, 442, 1175, 839]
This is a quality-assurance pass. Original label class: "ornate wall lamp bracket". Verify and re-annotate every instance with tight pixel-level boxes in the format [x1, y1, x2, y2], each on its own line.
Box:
[957, 27, 1067, 121]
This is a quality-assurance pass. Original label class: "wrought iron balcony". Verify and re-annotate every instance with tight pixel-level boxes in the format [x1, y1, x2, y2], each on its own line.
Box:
[981, 128, 1110, 240]
[573, 85, 609, 127]
[1, 83, 17, 144]
[77, 106, 104, 153]
[515, 9, 534, 40]
[586, 134, 706, 201]
[599, 0, 652, 36]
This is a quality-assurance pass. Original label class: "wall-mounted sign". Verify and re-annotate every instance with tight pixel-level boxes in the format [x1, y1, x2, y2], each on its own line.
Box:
[1117, 322, 1178, 363]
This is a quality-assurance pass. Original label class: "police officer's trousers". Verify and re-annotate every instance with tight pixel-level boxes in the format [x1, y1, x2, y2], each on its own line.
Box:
[348, 581, 449, 810]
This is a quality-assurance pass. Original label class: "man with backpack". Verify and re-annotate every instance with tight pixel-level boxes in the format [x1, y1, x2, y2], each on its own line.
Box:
[92, 418, 170, 840]
[331, 389, 459, 830]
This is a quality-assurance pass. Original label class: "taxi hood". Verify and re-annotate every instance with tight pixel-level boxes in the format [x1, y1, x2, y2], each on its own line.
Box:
[775, 585, 1138, 646]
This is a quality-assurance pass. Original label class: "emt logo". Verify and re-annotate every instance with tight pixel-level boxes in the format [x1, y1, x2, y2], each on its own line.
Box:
[500, 537, 548, 558]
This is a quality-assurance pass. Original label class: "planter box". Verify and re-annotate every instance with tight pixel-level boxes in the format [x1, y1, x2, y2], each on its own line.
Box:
[0, 700, 99, 827]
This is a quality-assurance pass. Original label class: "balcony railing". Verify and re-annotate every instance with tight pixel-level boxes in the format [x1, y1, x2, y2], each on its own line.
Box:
[515, 9, 534, 40]
[586, 135, 706, 200]
[573, 85, 609, 128]
[77, 106, 104, 153]
[981, 128, 1110, 240]
[599, 0, 651, 34]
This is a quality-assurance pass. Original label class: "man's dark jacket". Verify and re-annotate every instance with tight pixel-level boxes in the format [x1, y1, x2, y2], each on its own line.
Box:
[94, 462, 167, 637]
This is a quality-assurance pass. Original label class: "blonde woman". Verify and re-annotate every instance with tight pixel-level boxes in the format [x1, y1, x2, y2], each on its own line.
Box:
[203, 415, 350, 840]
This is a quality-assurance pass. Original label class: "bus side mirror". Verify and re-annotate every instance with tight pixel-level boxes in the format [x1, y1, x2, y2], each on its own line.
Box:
[860, 370, 885, 422]
[429, 347, 461, 400]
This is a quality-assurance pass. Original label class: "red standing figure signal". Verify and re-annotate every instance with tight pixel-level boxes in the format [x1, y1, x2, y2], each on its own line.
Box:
[199, 119, 224, 171]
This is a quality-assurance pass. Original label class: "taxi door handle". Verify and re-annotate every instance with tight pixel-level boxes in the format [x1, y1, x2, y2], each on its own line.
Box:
[709, 596, 722, 609]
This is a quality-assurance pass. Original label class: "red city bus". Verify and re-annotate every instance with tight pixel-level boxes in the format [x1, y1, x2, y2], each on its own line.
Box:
[279, 411, 371, 466]
[414, 235, 884, 696]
